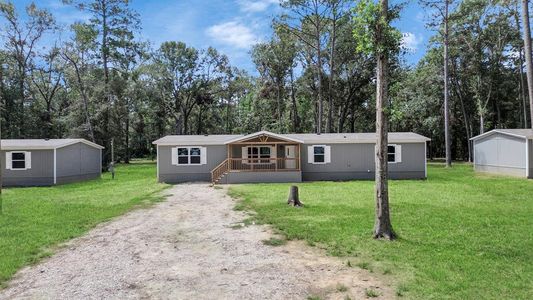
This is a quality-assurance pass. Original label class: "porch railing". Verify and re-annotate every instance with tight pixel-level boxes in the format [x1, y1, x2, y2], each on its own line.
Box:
[211, 159, 229, 183]
[227, 158, 300, 172]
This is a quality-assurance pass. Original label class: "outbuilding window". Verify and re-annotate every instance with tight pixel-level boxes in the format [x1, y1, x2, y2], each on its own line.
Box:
[387, 145, 402, 163]
[6, 151, 32, 170]
[308, 145, 331, 164]
[172, 147, 207, 166]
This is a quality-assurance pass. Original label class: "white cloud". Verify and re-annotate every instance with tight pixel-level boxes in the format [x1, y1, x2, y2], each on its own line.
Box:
[402, 32, 423, 52]
[206, 21, 260, 49]
[237, 0, 279, 13]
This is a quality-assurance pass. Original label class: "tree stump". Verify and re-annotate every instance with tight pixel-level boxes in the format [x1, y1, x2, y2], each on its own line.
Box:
[287, 185, 303, 207]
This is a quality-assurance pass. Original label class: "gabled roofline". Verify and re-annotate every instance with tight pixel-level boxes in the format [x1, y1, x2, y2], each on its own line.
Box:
[57, 139, 105, 150]
[0, 139, 104, 150]
[470, 130, 530, 141]
[224, 131, 304, 144]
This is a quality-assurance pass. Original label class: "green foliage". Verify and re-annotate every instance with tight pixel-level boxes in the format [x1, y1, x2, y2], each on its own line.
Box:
[229, 164, 533, 299]
[0, 163, 168, 285]
[351, 0, 402, 56]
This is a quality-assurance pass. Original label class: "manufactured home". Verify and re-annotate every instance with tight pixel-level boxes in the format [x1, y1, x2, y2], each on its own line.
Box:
[472, 129, 533, 179]
[1, 139, 104, 187]
[153, 131, 430, 184]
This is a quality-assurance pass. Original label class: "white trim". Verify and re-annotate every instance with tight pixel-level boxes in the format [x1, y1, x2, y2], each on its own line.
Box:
[309, 145, 329, 164]
[174, 146, 204, 166]
[424, 142, 427, 178]
[387, 144, 402, 164]
[526, 139, 530, 178]
[242, 145, 274, 165]
[224, 130, 304, 144]
[1, 139, 104, 151]
[156, 145, 159, 181]
[53, 148, 57, 184]
[7, 151, 30, 170]
[56, 139, 105, 150]
[470, 130, 530, 141]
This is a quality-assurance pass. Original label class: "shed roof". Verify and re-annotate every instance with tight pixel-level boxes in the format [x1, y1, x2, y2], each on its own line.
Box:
[0, 139, 104, 150]
[470, 129, 533, 141]
[153, 131, 430, 146]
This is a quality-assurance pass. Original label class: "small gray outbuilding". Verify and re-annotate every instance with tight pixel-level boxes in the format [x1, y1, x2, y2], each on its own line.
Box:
[472, 129, 533, 179]
[1, 139, 104, 187]
[153, 130, 430, 184]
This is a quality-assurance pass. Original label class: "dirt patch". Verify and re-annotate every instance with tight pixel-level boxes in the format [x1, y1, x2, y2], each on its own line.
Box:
[0, 184, 394, 300]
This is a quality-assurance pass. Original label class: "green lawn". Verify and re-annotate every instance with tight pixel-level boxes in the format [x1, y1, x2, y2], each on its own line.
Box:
[0, 162, 168, 286]
[229, 164, 533, 299]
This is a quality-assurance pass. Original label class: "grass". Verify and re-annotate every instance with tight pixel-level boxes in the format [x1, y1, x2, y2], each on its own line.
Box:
[366, 288, 381, 298]
[229, 163, 533, 299]
[262, 237, 287, 246]
[0, 162, 168, 286]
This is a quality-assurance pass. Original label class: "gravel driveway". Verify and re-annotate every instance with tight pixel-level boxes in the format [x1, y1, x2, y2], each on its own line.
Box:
[0, 184, 393, 300]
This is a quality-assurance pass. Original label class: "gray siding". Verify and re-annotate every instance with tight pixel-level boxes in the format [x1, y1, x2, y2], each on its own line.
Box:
[157, 142, 427, 183]
[1, 150, 54, 186]
[474, 133, 527, 178]
[56, 143, 101, 184]
[158, 145, 227, 183]
[301, 143, 426, 181]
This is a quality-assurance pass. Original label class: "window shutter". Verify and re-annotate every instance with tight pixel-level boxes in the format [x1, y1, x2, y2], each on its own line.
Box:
[325, 146, 331, 163]
[396, 145, 402, 163]
[307, 146, 314, 164]
[25, 152, 32, 169]
[171, 147, 178, 165]
[200, 147, 207, 165]
[6, 152, 12, 170]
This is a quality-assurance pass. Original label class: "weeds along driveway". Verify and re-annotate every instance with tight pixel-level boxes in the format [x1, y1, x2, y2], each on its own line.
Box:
[0, 184, 392, 300]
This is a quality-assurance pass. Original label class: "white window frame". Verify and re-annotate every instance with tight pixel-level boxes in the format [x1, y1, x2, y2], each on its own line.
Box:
[244, 146, 273, 165]
[7, 151, 31, 170]
[387, 144, 402, 164]
[308, 145, 331, 164]
[172, 146, 206, 166]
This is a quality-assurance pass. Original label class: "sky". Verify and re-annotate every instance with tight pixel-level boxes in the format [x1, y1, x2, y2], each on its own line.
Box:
[9, 0, 432, 72]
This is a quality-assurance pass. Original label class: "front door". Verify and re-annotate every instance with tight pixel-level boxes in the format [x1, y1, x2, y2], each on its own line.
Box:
[285, 145, 296, 169]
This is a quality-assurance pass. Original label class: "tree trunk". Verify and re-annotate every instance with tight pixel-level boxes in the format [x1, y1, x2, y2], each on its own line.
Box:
[277, 82, 282, 132]
[316, 14, 323, 134]
[514, 7, 529, 128]
[125, 116, 130, 163]
[287, 185, 303, 207]
[444, 0, 452, 167]
[327, 14, 337, 134]
[290, 69, 299, 132]
[374, 0, 395, 240]
[522, 0, 533, 128]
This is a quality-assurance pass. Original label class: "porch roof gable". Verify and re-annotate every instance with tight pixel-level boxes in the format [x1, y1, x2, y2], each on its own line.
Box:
[224, 131, 304, 145]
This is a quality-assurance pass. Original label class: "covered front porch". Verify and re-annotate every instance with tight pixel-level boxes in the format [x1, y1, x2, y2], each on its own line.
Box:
[211, 131, 303, 184]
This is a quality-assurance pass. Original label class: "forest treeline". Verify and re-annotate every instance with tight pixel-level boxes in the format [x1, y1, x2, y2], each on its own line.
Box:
[0, 0, 531, 164]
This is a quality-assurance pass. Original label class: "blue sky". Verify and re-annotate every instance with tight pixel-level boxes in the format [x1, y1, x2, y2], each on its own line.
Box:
[10, 0, 432, 72]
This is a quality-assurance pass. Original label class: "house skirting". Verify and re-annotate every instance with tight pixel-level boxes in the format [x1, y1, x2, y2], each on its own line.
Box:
[221, 171, 302, 184]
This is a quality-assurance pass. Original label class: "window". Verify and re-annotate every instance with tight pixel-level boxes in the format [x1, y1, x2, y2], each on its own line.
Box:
[246, 146, 271, 164]
[314, 146, 325, 163]
[174, 147, 204, 165]
[308, 145, 330, 164]
[387, 145, 402, 163]
[190, 148, 201, 164]
[6, 151, 31, 170]
[11, 152, 26, 169]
